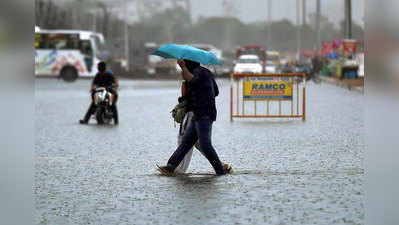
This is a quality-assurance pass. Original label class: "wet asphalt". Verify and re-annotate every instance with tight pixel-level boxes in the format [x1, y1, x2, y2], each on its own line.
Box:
[35, 78, 364, 225]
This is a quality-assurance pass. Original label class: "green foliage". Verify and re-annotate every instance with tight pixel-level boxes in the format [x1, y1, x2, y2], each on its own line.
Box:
[133, 12, 361, 52]
[339, 20, 364, 41]
[35, 1, 364, 54]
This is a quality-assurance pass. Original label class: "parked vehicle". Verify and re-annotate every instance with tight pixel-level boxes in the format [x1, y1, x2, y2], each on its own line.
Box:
[213, 58, 234, 76]
[280, 57, 288, 67]
[236, 46, 267, 72]
[265, 60, 277, 73]
[295, 62, 313, 81]
[233, 55, 263, 74]
[266, 51, 281, 70]
[281, 63, 294, 73]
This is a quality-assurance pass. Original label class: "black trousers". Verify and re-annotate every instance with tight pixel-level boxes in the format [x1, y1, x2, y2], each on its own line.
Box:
[82, 92, 118, 123]
[167, 116, 225, 175]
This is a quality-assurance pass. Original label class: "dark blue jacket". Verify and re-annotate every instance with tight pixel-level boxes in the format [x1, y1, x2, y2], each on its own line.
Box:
[187, 66, 219, 121]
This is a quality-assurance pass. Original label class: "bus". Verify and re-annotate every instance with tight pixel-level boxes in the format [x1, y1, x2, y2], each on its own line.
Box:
[35, 29, 107, 81]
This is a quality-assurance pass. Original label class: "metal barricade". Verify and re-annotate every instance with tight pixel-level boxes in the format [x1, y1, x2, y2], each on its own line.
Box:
[230, 73, 306, 121]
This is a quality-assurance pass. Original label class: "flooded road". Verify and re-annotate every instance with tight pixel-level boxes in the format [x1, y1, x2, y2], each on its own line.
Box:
[35, 78, 364, 225]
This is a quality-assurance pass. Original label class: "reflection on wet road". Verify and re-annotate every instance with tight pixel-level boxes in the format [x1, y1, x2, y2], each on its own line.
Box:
[35, 78, 364, 225]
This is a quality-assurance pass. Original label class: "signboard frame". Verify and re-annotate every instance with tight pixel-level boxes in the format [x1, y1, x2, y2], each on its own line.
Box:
[230, 73, 306, 121]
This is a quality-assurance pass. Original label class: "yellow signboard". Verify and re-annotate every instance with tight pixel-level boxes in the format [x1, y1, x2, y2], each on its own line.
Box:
[243, 80, 293, 100]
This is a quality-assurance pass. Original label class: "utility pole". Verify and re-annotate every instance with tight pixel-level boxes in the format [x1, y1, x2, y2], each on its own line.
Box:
[296, 0, 301, 56]
[302, 0, 306, 25]
[124, 0, 130, 71]
[316, 0, 321, 49]
[72, 3, 78, 29]
[186, 0, 192, 24]
[301, 0, 306, 50]
[345, 0, 352, 39]
[91, 10, 97, 32]
[267, 0, 272, 48]
[222, 0, 235, 49]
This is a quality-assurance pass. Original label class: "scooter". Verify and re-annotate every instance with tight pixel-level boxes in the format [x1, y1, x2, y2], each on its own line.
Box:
[93, 86, 115, 124]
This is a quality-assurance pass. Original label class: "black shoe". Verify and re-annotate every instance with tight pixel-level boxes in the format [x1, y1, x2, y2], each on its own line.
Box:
[112, 105, 119, 125]
[79, 119, 88, 124]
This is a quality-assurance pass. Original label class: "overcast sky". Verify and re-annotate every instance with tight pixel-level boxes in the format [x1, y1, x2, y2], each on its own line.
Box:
[190, 0, 364, 26]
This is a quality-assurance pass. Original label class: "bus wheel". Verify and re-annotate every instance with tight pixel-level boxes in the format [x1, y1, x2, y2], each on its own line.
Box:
[60, 66, 78, 82]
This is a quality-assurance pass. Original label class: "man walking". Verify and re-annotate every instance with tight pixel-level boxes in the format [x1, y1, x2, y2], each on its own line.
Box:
[158, 59, 232, 176]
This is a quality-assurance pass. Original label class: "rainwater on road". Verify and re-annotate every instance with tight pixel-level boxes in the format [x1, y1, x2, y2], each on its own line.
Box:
[35, 78, 364, 225]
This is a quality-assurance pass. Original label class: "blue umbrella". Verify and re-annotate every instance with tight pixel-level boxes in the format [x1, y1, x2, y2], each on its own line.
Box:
[152, 44, 222, 65]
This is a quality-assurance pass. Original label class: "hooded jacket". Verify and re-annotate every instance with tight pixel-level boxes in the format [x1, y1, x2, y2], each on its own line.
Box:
[184, 60, 219, 121]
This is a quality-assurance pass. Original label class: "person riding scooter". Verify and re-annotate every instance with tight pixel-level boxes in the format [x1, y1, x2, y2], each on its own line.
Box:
[79, 62, 119, 125]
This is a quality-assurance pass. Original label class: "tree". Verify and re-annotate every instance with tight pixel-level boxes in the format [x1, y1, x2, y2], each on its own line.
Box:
[308, 12, 343, 43]
[188, 17, 244, 49]
[140, 6, 191, 43]
[308, 12, 331, 30]
[97, 2, 110, 39]
[269, 19, 297, 51]
[339, 20, 364, 41]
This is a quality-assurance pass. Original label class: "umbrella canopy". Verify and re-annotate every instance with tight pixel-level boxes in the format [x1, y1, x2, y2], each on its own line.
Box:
[152, 44, 222, 65]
